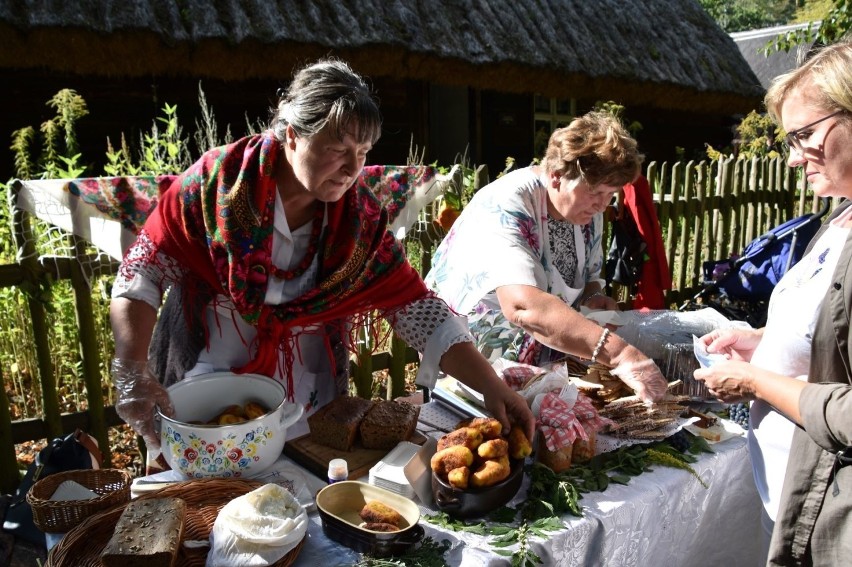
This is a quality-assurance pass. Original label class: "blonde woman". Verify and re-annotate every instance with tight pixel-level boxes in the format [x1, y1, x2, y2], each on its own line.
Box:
[696, 39, 852, 566]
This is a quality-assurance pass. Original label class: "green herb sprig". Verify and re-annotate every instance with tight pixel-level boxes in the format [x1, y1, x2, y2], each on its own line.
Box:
[354, 536, 451, 567]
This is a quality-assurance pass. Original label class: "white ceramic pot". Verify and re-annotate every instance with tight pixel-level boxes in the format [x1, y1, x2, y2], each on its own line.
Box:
[158, 372, 302, 478]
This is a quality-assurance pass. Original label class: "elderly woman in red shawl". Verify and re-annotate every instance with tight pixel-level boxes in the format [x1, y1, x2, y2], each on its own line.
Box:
[110, 58, 535, 452]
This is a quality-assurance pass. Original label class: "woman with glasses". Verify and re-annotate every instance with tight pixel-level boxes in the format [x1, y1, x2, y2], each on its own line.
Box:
[695, 39, 852, 566]
[425, 110, 668, 403]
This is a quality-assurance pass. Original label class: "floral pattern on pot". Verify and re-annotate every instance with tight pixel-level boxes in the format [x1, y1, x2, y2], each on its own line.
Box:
[164, 423, 275, 477]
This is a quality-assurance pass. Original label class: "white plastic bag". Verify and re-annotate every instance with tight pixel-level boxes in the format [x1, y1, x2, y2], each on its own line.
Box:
[606, 308, 751, 360]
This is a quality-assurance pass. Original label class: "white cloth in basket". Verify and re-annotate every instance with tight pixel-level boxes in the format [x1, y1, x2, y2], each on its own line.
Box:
[206, 483, 307, 567]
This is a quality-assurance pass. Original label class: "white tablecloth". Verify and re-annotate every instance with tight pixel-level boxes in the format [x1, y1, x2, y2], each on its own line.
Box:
[127, 404, 761, 567]
[292, 434, 761, 567]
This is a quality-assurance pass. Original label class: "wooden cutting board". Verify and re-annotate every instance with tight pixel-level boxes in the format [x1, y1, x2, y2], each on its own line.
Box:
[284, 430, 428, 481]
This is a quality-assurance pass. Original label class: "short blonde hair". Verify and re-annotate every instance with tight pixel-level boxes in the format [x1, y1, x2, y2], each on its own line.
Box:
[765, 39, 852, 125]
[542, 110, 643, 187]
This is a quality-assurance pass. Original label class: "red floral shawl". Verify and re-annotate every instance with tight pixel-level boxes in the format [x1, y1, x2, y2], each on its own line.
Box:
[142, 133, 429, 385]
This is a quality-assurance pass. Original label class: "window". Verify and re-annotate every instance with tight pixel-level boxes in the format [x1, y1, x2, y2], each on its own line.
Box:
[533, 95, 576, 158]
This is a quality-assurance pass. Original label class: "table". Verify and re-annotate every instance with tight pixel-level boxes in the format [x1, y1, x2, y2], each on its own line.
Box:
[128, 404, 762, 567]
[291, 426, 762, 566]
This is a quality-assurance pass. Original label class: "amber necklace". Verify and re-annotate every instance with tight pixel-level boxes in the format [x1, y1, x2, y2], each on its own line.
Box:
[270, 203, 325, 281]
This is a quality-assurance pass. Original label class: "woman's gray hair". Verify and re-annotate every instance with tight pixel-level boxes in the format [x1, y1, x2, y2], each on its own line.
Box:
[270, 58, 382, 145]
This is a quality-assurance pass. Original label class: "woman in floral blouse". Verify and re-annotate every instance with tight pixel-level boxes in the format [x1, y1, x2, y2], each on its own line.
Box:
[426, 111, 667, 402]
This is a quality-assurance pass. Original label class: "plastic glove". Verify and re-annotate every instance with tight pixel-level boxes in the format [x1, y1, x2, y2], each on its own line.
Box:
[610, 358, 668, 403]
[111, 358, 173, 450]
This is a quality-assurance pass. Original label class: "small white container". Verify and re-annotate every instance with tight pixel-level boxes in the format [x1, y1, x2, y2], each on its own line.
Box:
[328, 458, 349, 484]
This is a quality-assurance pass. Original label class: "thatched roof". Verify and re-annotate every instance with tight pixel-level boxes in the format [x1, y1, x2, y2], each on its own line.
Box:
[0, 0, 763, 113]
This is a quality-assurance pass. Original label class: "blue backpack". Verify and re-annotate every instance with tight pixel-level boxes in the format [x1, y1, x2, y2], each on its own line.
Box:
[703, 207, 827, 302]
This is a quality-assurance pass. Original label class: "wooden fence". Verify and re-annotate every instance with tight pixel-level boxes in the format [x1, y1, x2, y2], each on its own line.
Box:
[0, 156, 828, 493]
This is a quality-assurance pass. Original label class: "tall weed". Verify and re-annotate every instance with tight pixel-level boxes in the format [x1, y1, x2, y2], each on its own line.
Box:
[2, 88, 204, 426]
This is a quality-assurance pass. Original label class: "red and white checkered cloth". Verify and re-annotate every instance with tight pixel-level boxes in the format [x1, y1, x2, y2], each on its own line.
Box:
[501, 362, 544, 390]
[538, 393, 613, 452]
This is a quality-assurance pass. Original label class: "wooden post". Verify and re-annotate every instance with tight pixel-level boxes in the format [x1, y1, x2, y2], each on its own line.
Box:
[675, 162, 691, 296]
[10, 181, 62, 440]
[69, 235, 111, 466]
[388, 334, 408, 399]
[690, 161, 708, 293]
[0, 364, 20, 493]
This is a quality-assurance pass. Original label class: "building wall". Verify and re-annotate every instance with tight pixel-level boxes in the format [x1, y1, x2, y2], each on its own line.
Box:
[480, 90, 535, 176]
[428, 84, 470, 167]
[1, 70, 749, 182]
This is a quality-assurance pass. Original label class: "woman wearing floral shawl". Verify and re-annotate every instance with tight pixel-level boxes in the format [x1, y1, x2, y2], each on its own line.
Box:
[426, 111, 667, 402]
[109, 58, 534, 451]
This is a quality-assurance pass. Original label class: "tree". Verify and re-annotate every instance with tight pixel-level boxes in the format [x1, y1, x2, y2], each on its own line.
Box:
[767, 0, 851, 52]
[698, 0, 797, 32]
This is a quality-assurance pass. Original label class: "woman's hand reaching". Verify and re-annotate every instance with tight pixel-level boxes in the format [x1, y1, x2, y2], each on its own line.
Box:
[698, 328, 764, 362]
[481, 381, 536, 443]
[610, 357, 669, 403]
[111, 358, 174, 450]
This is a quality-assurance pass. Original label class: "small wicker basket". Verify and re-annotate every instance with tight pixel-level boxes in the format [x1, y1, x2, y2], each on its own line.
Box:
[46, 478, 305, 567]
[26, 469, 131, 533]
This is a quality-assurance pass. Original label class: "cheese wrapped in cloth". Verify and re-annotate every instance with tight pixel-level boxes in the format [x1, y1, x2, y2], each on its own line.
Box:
[206, 483, 308, 567]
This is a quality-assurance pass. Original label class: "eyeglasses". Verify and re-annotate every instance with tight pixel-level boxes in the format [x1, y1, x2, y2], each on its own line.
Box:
[784, 110, 845, 155]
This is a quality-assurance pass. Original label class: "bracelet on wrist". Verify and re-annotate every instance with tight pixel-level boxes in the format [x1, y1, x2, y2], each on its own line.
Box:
[590, 327, 611, 364]
[582, 291, 606, 304]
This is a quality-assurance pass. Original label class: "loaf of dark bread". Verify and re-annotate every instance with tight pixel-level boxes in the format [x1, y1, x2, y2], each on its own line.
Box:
[307, 395, 374, 451]
[359, 400, 420, 450]
[101, 497, 186, 567]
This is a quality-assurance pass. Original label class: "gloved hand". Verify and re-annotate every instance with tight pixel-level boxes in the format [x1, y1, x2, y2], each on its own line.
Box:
[610, 357, 668, 403]
[111, 358, 173, 450]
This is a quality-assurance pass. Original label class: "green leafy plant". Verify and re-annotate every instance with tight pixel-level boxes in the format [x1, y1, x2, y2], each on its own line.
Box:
[765, 0, 850, 54]
[48, 89, 89, 157]
[699, 0, 797, 33]
[194, 81, 233, 154]
[354, 536, 451, 566]
[706, 110, 784, 160]
[593, 100, 643, 138]
[10, 127, 36, 180]
[138, 102, 191, 175]
[103, 134, 142, 177]
[8, 88, 90, 180]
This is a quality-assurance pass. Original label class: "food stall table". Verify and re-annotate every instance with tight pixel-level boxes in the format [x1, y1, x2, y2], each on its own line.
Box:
[123, 403, 761, 567]
[290, 420, 762, 566]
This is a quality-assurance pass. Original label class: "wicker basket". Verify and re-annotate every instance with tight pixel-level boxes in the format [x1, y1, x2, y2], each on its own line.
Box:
[46, 478, 305, 567]
[26, 469, 132, 533]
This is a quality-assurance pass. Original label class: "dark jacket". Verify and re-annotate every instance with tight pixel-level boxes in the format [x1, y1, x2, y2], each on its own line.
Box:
[768, 200, 852, 566]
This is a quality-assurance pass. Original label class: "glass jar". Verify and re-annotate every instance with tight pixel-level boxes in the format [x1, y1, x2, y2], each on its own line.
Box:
[327, 458, 349, 484]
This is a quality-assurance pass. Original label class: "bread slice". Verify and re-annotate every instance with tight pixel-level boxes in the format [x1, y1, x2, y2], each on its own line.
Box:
[308, 396, 375, 451]
[101, 497, 186, 567]
[359, 400, 420, 450]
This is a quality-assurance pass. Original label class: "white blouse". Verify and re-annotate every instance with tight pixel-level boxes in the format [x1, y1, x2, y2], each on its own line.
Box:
[113, 192, 472, 437]
[748, 206, 852, 521]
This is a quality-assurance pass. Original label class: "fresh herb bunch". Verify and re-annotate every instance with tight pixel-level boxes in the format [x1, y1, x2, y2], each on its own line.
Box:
[354, 536, 451, 567]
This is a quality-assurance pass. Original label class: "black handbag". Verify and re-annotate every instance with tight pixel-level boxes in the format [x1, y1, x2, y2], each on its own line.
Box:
[2, 429, 102, 545]
[606, 204, 647, 288]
